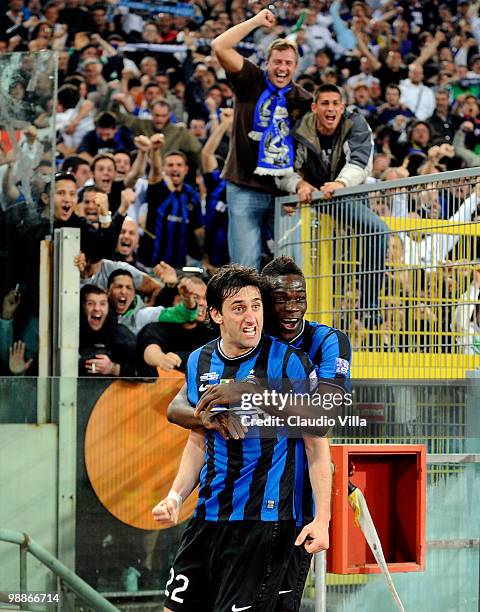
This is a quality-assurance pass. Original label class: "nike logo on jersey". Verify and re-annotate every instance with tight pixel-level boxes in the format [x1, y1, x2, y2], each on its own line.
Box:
[278, 590, 292, 594]
[231, 606, 252, 612]
[199, 384, 208, 392]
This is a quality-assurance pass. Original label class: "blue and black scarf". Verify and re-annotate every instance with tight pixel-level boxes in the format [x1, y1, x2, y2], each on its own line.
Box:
[249, 73, 294, 176]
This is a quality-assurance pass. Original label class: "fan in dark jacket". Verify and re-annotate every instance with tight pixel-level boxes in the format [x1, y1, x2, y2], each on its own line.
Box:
[79, 284, 137, 377]
[276, 84, 387, 327]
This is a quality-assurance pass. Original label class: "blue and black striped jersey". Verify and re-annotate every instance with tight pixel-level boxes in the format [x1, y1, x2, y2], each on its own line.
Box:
[290, 319, 352, 525]
[204, 170, 229, 267]
[290, 320, 351, 380]
[186, 335, 317, 522]
[139, 180, 204, 268]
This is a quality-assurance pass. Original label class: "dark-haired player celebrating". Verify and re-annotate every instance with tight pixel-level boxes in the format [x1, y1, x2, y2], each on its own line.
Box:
[262, 255, 350, 612]
[152, 265, 331, 612]
[171, 255, 351, 612]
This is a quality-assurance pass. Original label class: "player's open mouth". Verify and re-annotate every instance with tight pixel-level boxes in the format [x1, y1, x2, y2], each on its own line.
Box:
[280, 318, 300, 330]
[242, 326, 257, 337]
[275, 72, 288, 84]
[61, 205, 71, 214]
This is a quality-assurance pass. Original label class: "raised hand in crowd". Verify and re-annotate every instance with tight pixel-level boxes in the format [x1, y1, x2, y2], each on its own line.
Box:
[118, 187, 136, 216]
[95, 192, 112, 227]
[148, 133, 166, 185]
[23, 15, 39, 29]
[110, 91, 134, 112]
[153, 261, 178, 286]
[220, 107, 234, 125]
[253, 8, 277, 29]
[178, 277, 199, 310]
[460, 121, 474, 133]
[74, 252, 87, 274]
[150, 134, 165, 150]
[205, 95, 219, 129]
[2, 288, 21, 321]
[9, 341, 33, 375]
[134, 135, 152, 154]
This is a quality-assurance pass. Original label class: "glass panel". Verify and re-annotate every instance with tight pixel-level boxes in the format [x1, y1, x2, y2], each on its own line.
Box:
[76, 376, 188, 599]
[1, 376, 478, 610]
[0, 51, 57, 380]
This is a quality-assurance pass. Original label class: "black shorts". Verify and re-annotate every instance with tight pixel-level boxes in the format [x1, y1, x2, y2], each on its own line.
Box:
[275, 529, 312, 612]
[164, 517, 297, 612]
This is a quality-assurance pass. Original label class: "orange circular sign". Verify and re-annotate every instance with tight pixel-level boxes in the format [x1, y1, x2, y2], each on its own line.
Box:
[85, 372, 198, 530]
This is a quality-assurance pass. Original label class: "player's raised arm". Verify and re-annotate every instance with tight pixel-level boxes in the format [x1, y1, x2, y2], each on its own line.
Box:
[152, 430, 205, 525]
[295, 435, 332, 554]
[211, 8, 276, 74]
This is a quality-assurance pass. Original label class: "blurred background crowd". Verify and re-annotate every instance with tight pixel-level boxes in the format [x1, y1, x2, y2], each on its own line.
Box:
[0, 0, 480, 378]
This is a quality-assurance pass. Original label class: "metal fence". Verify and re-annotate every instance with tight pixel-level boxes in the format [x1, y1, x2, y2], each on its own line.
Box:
[275, 171, 480, 611]
[301, 457, 479, 612]
[275, 168, 480, 379]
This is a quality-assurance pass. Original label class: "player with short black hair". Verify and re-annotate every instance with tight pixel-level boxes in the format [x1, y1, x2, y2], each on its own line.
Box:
[175, 256, 351, 612]
[261, 256, 351, 612]
[152, 265, 330, 612]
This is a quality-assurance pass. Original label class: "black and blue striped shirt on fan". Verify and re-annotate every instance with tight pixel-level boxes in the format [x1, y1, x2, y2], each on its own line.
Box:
[139, 180, 204, 268]
[186, 335, 317, 522]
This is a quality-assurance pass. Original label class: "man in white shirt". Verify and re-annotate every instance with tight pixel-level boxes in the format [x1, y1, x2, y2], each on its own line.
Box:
[399, 63, 436, 121]
[304, 8, 346, 55]
[346, 56, 380, 91]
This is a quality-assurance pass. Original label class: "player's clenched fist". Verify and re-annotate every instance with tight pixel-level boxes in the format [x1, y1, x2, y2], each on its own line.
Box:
[152, 492, 182, 525]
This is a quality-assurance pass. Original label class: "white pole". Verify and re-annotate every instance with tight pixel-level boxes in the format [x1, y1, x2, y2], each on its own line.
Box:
[314, 550, 327, 612]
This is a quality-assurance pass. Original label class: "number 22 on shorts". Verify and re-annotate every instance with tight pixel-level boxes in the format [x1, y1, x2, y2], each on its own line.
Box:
[165, 568, 189, 603]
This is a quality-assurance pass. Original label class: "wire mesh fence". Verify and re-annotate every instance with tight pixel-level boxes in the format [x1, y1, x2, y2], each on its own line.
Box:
[275, 171, 480, 611]
[301, 460, 479, 612]
[275, 168, 480, 379]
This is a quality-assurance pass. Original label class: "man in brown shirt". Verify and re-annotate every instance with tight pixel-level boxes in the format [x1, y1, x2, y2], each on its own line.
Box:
[212, 8, 311, 269]
[115, 99, 202, 173]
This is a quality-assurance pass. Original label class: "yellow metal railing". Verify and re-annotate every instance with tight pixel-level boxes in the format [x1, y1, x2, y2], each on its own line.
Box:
[310, 214, 480, 378]
[276, 169, 480, 379]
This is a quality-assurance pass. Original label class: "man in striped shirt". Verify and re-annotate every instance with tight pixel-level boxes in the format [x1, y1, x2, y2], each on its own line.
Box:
[139, 135, 204, 268]
[152, 265, 331, 612]
[169, 256, 351, 612]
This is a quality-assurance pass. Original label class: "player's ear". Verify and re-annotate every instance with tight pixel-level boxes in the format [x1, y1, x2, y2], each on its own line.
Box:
[210, 307, 222, 325]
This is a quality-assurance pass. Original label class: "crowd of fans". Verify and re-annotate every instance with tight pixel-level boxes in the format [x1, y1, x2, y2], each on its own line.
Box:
[1, 0, 480, 378]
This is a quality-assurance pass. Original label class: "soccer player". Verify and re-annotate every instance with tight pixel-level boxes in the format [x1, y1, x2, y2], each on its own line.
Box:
[152, 265, 331, 612]
[262, 256, 351, 612]
[172, 256, 351, 612]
